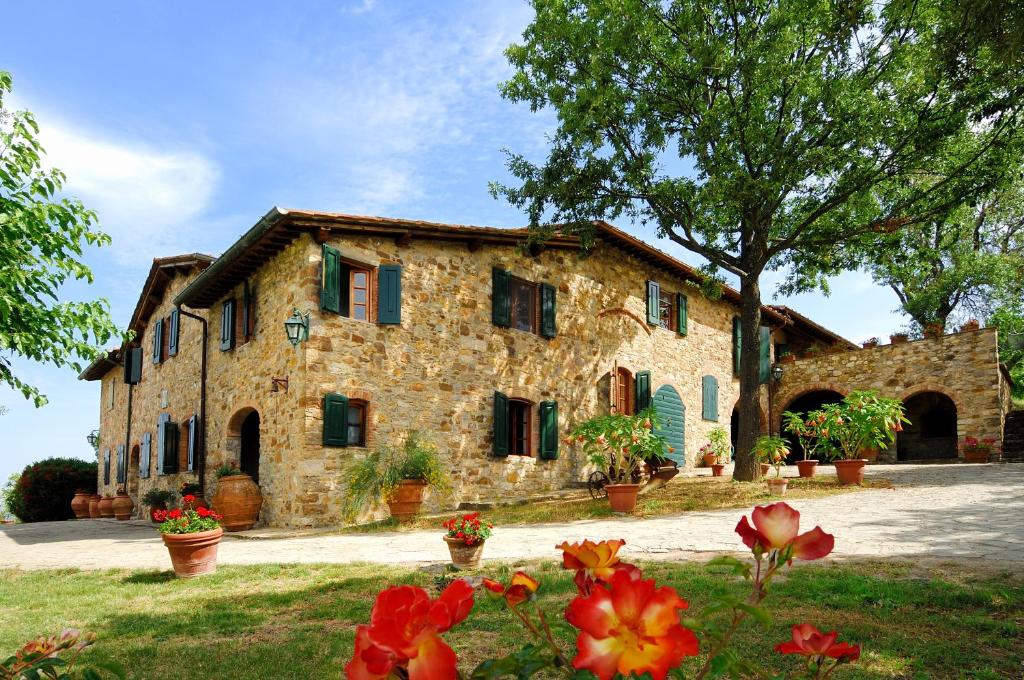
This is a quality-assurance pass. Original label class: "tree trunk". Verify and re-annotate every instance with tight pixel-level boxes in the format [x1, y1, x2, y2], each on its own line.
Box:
[733, 275, 764, 482]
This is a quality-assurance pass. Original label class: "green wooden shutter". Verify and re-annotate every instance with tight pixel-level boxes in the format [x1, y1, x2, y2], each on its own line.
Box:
[539, 401, 559, 459]
[492, 268, 511, 327]
[321, 244, 341, 313]
[702, 375, 719, 421]
[378, 265, 402, 324]
[156, 415, 165, 474]
[220, 300, 235, 351]
[140, 432, 151, 479]
[732, 317, 742, 376]
[152, 319, 163, 364]
[161, 420, 179, 474]
[116, 444, 126, 484]
[103, 450, 110, 485]
[646, 280, 660, 324]
[323, 393, 349, 447]
[124, 346, 142, 384]
[635, 371, 652, 413]
[186, 415, 198, 472]
[677, 294, 688, 336]
[168, 309, 180, 356]
[759, 326, 772, 384]
[493, 391, 510, 456]
[540, 283, 556, 338]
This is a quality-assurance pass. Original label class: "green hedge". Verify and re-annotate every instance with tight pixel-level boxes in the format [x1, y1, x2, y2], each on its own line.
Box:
[8, 458, 97, 523]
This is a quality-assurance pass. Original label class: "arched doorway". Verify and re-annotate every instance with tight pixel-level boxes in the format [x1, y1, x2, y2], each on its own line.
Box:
[779, 390, 844, 462]
[240, 411, 261, 483]
[653, 384, 685, 465]
[898, 392, 957, 461]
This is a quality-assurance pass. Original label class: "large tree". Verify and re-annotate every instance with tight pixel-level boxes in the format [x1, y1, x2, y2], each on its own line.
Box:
[0, 71, 118, 406]
[493, 0, 1024, 480]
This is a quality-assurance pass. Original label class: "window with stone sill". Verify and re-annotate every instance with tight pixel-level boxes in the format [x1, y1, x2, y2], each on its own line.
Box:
[657, 290, 676, 331]
[508, 399, 532, 456]
[347, 399, 367, 447]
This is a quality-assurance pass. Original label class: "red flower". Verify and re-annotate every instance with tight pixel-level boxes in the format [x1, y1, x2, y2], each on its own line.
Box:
[557, 538, 639, 594]
[167, 508, 183, 520]
[152, 510, 168, 522]
[735, 503, 834, 561]
[481, 571, 539, 607]
[566, 569, 698, 680]
[182, 494, 196, 504]
[775, 624, 860, 663]
[344, 580, 474, 680]
[197, 507, 211, 518]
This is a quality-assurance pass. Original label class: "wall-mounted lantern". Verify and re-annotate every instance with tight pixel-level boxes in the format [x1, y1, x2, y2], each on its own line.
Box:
[771, 364, 784, 383]
[86, 429, 99, 452]
[283, 309, 309, 347]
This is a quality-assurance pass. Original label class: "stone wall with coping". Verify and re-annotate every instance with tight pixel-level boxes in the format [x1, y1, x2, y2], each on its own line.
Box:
[770, 327, 1009, 460]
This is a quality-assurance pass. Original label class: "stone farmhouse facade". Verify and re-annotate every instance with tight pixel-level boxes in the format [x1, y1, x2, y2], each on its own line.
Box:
[82, 208, 1013, 527]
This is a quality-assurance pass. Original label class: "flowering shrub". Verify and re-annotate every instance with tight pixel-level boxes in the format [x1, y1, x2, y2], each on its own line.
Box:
[782, 410, 834, 461]
[699, 426, 731, 465]
[0, 629, 124, 679]
[570, 408, 668, 484]
[442, 512, 492, 545]
[817, 390, 906, 460]
[347, 502, 858, 679]
[153, 496, 222, 535]
[6, 458, 97, 523]
[753, 435, 790, 477]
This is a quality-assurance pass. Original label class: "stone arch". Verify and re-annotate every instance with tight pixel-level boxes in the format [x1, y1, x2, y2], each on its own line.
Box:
[898, 383, 964, 417]
[898, 389, 959, 461]
[596, 307, 653, 335]
[773, 382, 849, 432]
[226, 404, 262, 484]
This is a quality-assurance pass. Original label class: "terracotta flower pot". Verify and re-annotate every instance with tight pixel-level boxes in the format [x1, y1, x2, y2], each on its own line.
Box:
[98, 497, 115, 518]
[149, 502, 167, 523]
[858, 447, 878, 462]
[211, 474, 263, 531]
[605, 483, 641, 513]
[88, 495, 102, 519]
[112, 492, 135, 521]
[834, 459, 866, 485]
[767, 478, 788, 496]
[711, 463, 726, 477]
[161, 527, 224, 578]
[889, 334, 908, 344]
[779, 354, 796, 364]
[70, 492, 91, 519]
[759, 463, 771, 477]
[387, 479, 428, 522]
[963, 450, 989, 463]
[443, 536, 485, 569]
[796, 460, 818, 478]
[701, 453, 717, 467]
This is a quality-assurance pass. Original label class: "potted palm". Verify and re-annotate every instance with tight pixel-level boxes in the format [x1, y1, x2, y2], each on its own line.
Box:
[153, 498, 223, 578]
[141, 489, 175, 523]
[782, 410, 833, 478]
[819, 390, 906, 485]
[571, 408, 667, 512]
[343, 431, 452, 522]
[753, 436, 790, 494]
[441, 512, 492, 569]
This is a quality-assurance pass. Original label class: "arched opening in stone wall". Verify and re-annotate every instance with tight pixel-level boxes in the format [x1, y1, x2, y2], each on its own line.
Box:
[128, 444, 140, 497]
[227, 407, 262, 485]
[730, 404, 768, 459]
[898, 392, 958, 461]
[779, 390, 844, 463]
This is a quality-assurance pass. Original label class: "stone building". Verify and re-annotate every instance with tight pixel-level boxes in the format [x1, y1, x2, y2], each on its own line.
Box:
[81, 208, 1013, 527]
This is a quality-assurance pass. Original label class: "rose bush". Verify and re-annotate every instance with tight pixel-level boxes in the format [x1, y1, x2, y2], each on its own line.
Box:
[346, 502, 858, 679]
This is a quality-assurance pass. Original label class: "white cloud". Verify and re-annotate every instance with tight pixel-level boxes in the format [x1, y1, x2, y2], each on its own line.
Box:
[348, 0, 377, 15]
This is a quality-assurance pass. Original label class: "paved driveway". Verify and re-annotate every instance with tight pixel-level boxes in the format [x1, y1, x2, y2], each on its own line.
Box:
[2, 464, 1021, 571]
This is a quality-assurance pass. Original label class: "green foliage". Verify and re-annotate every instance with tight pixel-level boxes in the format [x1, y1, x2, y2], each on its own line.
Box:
[992, 304, 1024, 398]
[0, 72, 121, 407]
[140, 489, 174, 507]
[155, 507, 220, 535]
[7, 458, 96, 523]
[706, 427, 731, 465]
[214, 463, 240, 479]
[342, 431, 452, 520]
[1, 473, 18, 521]
[752, 436, 789, 477]
[818, 391, 907, 461]
[569, 407, 666, 484]
[781, 410, 834, 461]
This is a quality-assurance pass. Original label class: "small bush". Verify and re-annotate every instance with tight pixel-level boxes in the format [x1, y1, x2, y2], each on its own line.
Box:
[8, 458, 97, 523]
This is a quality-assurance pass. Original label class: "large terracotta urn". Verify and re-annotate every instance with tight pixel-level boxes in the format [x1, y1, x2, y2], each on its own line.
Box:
[88, 494, 102, 518]
[98, 496, 115, 519]
[70, 492, 91, 519]
[112, 491, 135, 521]
[387, 479, 427, 522]
[162, 527, 224, 578]
[211, 474, 263, 531]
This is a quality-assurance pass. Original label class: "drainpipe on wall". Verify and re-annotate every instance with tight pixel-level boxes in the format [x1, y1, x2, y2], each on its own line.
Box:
[177, 306, 209, 494]
[124, 381, 133, 488]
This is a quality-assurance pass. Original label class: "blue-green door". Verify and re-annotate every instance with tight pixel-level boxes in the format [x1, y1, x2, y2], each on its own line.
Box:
[653, 384, 685, 464]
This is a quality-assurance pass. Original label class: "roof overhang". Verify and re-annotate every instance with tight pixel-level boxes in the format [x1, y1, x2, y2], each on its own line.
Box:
[770, 305, 858, 349]
[78, 349, 121, 381]
[127, 253, 215, 337]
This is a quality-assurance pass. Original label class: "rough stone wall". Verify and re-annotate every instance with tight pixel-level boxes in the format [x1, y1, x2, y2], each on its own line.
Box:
[95, 270, 207, 509]
[771, 328, 1007, 460]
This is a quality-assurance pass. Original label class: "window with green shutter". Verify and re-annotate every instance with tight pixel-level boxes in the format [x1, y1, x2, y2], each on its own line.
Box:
[321, 244, 342, 313]
[323, 393, 349, 447]
[152, 318, 164, 364]
[540, 283, 556, 338]
[161, 419, 179, 474]
[139, 432, 151, 479]
[635, 370, 652, 413]
[492, 268, 511, 327]
[732, 317, 742, 376]
[702, 375, 719, 421]
[539, 401, 559, 459]
[677, 294, 688, 336]
[378, 265, 402, 324]
[168, 309, 180, 356]
[116, 444, 126, 484]
[493, 391, 509, 456]
[220, 299, 235, 351]
[759, 326, 772, 384]
[646, 280, 661, 324]
[124, 346, 142, 385]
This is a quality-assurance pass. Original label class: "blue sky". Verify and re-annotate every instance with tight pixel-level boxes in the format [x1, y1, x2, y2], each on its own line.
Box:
[0, 0, 908, 484]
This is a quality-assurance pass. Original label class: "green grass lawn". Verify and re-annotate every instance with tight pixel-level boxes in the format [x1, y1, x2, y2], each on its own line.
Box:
[1, 558, 1019, 679]
[344, 475, 894, 533]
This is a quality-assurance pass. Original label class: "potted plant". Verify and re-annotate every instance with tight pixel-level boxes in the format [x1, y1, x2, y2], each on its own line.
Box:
[111, 488, 135, 521]
[179, 481, 204, 510]
[861, 337, 879, 349]
[753, 436, 790, 494]
[818, 390, 906, 485]
[343, 432, 452, 522]
[699, 442, 717, 468]
[154, 498, 224, 578]
[782, 410, 833, 478]
[777, 350, 795, 364]
[961, 436, 998, 463]
[97, 493, 115, 519]
[570, 408, 668, 512]
[889, 332, 909, 344]
[210, 463, 264, 531]
[960, 319, 981, 332]
[702, 427, 730, 477]
[142, 489, 175, 523]
[923, 321, 944, 338]
[442, 512, 492, 569]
